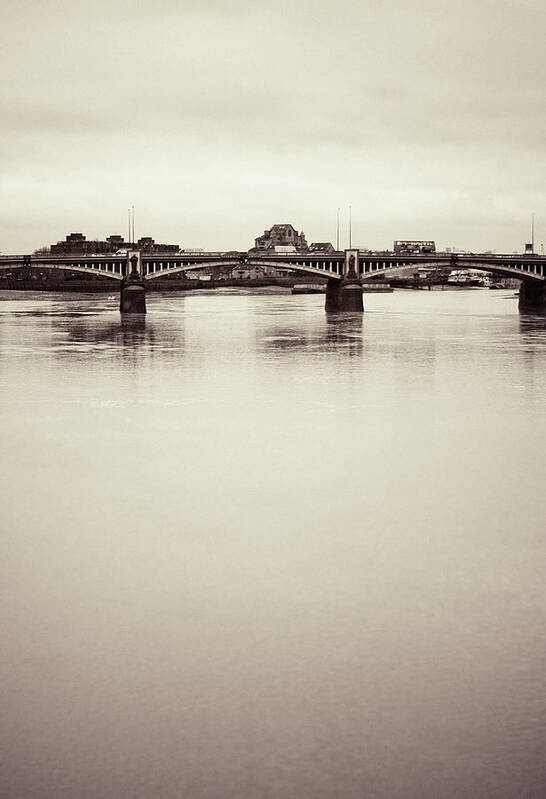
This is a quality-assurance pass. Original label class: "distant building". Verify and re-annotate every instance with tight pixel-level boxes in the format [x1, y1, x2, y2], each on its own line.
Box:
[393, 240, 436, 255]
[310, 242, 336, 253]
[253, 224, 308, 252]
[50, 233, 109, 256]
[136, 237, 179, 254]
[50, 232, 180, 255]
[106, 234, 125, 248]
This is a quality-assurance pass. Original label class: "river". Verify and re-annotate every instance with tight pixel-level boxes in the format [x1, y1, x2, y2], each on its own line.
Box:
[1, 287, 545, 799]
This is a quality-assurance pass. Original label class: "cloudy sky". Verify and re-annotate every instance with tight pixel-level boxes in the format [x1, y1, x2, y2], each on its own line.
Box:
[2, 0, 545, 254]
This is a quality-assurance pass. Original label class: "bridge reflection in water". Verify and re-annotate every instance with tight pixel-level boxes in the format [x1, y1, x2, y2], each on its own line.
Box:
[261, 313, 364, 358]
[1, 248, 546, 314]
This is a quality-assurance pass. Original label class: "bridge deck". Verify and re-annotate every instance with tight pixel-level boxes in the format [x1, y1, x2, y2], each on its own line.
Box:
[0, 252, 544, 282]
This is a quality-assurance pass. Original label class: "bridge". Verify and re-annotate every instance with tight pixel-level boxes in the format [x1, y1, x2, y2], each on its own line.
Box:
[1, 249, 545, 313]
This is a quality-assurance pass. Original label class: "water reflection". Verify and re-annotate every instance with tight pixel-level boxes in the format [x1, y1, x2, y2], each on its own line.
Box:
[1, 288, 546, 799]
[60, 315, 187, 364]
[519, 312, 546, 341]
[260, 312, 363, 356]
[324, 312, 364, 355]
[66, 314, 149, 347]
[0, 300, 188, 365]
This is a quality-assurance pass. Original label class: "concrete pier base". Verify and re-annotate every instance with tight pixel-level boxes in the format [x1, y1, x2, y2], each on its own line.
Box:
[325, 277, 364, 312]
[120, 279, 146, 313]
[325, 278, 342, 311]
[519, 280, 546, 312]
[340, 280, 364, 312]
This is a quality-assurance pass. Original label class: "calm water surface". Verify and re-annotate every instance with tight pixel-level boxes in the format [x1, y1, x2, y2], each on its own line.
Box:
[1, 287, 545, 799]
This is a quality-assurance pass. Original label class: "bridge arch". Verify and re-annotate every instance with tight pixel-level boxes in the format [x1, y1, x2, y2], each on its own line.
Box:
[144, 260, 238, 279]
[359, 259, 545, 283]
[0, 260, 124, 281]
[144, 258, 343, 281]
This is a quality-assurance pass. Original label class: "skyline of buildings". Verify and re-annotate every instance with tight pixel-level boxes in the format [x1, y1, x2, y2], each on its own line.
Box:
[48, 232, 180, 257]
[25, 224, 541, 258]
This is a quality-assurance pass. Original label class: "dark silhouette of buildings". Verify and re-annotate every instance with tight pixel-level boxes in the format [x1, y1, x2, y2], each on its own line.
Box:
[49, 233, 179, 256]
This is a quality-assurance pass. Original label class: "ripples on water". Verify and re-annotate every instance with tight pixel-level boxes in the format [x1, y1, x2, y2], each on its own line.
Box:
[1, 288, 545, 799]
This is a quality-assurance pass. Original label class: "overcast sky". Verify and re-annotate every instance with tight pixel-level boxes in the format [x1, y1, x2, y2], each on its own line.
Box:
[1, 0, 545, 253]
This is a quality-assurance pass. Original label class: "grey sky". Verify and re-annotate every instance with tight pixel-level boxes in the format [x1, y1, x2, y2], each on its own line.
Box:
[2, 0, 545, 253]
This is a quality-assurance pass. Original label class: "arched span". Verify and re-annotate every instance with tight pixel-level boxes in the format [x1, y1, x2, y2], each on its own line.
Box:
[145, 260, 237, 280]
[246, 259, 342, 280]
[144, 258, 343, 281]
[0, 260, 123, 281]
[457, 258, 544, 281]
[360, 260, 545, 283]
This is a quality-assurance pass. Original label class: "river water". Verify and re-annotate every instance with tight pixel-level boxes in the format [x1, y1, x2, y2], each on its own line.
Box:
[1, 287, 545, 799]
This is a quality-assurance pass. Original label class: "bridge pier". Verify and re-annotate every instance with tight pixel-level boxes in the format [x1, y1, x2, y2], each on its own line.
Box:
[339, 278, 364, 312]
[120, 252, 146, 313]
[325, 277, 364, 312]
[325, 250, 364, 312]
[325, 278, 341, 311]
[519, 280, 546, 312]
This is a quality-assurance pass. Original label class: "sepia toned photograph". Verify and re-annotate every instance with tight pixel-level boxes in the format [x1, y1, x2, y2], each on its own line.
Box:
[1, 1, 545, 797]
